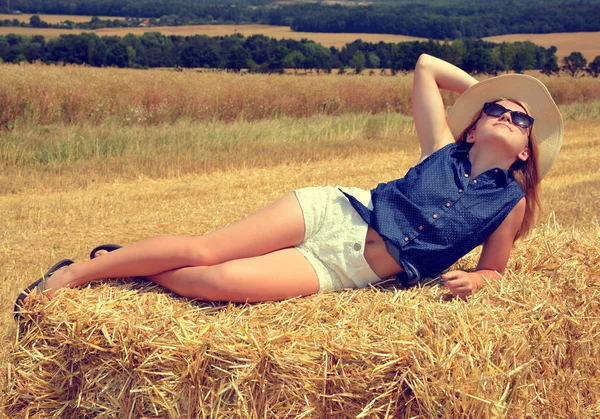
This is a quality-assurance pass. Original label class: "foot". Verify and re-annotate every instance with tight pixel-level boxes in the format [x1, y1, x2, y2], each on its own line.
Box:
[90, 244, 122, 259]
[40, 263, 76, 297]
[38, 245, 121, 295]
[14, 259, 74, 320]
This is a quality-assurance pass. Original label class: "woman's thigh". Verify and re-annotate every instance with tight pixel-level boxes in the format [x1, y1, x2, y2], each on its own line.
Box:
[148, 248, 320, 302]
[191, 192, 306, 266]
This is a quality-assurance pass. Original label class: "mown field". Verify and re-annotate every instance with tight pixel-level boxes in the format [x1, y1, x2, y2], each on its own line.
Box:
[0, 22, 425, 49]
[1, 17, 599, 60]
[0, 64, 599, 417]
[0, 13, 126, 23]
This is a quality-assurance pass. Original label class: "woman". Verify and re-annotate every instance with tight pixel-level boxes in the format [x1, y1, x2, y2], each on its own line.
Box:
[14, 54, 563, 320]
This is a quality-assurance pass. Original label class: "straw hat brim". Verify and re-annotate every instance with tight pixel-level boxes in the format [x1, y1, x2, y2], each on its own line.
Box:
[447, 74, 563, 179]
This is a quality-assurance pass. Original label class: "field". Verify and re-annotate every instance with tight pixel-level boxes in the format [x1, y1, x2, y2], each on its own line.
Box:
[0, 64, 599, 417]
[0, 22, 425, 48]
[0, 13, 125, 23]
[485, 32, 600, 63]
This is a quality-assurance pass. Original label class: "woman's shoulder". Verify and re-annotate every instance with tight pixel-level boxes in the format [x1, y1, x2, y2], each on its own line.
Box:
[416, 142, 462, 166]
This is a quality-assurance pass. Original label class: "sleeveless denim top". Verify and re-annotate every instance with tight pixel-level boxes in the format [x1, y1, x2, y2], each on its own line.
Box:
[341, 142, 525, 287]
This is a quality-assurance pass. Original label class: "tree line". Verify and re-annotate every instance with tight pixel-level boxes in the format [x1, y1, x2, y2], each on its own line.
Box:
[1, 31, 599, 77]
[2, 0, 599, 39]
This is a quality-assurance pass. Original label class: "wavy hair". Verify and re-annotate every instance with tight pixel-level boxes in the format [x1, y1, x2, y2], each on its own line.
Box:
[455, 98, 541, 241]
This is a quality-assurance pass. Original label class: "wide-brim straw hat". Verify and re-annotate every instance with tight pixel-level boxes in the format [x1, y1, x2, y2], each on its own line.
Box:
[447, 74, 563, 179]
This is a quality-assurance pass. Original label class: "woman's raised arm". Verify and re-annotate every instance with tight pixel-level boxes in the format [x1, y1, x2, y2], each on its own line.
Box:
[412, 54, 478, 161]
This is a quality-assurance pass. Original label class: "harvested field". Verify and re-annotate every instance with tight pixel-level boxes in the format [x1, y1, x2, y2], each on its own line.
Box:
[0, 13, 125, 23]
[484, 32, 600, 62]
[0, 66, 599, 417]
[0, 23, 425, 47]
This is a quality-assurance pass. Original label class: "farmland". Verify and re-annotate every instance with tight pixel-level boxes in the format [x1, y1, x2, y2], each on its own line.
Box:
[1, 59, 599, 416]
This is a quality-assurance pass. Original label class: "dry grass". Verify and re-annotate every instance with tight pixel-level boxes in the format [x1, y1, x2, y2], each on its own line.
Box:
[0, 68, 599, 417]
[0, 63, 416, 128]
[2, 63, 600, 131]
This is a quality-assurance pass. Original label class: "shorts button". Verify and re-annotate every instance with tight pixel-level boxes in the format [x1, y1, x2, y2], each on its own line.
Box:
[353, 243, 362, 251]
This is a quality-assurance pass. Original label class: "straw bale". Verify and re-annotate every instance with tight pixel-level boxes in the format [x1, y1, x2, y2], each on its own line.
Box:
[4, 228, 600, 418]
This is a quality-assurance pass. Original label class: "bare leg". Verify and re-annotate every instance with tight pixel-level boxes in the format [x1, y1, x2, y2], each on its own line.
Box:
[146, 248, 320, 301]
[44, 192, 308, 295]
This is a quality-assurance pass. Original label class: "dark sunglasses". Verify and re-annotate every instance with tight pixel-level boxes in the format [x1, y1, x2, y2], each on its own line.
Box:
[482, 102, 534, 129]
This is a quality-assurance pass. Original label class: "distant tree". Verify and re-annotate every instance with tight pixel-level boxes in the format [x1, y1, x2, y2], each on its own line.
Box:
[283, 50, 304, 74]
[367, 52, 380, 69]
[541, 55, 560, 76]
[350, 50, 366, 74]
[561, 51, 587, 77]
[585, 56, 600, 78]
[390, 44, 402, 75]
[302, 42, 332, 74]
[499, 42, 516, 71]
[226, 45, 250, 72]
[29, 15, 42, 28]
[513, 42, 537, 73]
[126, 46, 136, 67]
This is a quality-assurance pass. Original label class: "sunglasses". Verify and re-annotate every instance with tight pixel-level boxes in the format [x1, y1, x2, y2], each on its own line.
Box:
[482, 102, 534, 129]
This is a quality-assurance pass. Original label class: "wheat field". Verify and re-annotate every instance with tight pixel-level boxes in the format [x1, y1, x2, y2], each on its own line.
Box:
[0, 64, 599, 417]
[0, 13, 126, 23]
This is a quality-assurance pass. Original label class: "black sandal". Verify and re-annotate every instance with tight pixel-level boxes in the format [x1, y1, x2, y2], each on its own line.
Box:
[89, 244, 122, 259]
[14, 259, 75, 321]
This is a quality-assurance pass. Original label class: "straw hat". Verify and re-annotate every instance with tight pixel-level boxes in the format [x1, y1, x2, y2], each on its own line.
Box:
[447, 74, 563, 179]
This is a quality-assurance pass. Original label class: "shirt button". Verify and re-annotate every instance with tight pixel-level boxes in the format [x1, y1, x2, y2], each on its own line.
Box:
[445, 202, 451, 207]
[404, 236, 409, 242]
[458, 189, 463, 193]
[432, 214, 438, 219]
[494, 169, 499, 173]
[473, 179, 478, 184]
[464, 173, 469, 177]
[418, 225, 423, 230]
[353, 243, 362, 251]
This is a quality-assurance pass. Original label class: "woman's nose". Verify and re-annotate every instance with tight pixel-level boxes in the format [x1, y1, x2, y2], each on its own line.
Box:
[498, 110, 512, 123]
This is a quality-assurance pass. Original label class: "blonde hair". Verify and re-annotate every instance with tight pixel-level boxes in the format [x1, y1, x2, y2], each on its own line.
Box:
[455, 98, 541, 241]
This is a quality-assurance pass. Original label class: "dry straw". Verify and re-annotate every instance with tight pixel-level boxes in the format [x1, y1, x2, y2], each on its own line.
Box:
[2, 63, 600, 129]
[4, 227, 599, 418]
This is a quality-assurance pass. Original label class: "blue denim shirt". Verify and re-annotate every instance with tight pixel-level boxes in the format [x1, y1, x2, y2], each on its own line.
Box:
[342, 142, 525, 287]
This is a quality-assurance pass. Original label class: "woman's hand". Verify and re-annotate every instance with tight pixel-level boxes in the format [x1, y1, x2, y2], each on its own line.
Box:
[441, 270, 486, 297]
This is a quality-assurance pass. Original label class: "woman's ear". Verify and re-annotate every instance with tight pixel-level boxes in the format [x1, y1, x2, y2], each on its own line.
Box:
[466, 127, 475, 144]
[518, 146, 530, 162]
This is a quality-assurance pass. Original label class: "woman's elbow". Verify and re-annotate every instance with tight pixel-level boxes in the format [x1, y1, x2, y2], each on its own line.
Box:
[415, 53, 436, 70]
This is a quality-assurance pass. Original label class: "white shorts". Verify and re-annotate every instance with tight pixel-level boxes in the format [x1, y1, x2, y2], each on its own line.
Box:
[293, 186, 383, 293]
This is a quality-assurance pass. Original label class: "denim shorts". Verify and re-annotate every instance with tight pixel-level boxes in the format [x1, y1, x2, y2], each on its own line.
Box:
[293, 186, 383, 293]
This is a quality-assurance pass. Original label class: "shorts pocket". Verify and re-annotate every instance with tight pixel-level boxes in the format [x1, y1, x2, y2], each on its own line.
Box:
[343, 241, 369, 269]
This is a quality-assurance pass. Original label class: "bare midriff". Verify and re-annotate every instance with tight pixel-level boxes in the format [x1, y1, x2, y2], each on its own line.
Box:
[364, 226, 405, 279]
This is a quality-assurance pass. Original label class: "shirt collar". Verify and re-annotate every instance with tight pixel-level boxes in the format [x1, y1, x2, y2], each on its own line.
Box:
[451, 144, 512, 186]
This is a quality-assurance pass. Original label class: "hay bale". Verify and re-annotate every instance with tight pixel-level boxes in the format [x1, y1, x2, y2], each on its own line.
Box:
[4, 229, 600, 418]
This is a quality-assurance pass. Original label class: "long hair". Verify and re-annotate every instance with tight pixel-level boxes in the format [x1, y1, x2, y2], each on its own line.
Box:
[455, 98, 541, 242]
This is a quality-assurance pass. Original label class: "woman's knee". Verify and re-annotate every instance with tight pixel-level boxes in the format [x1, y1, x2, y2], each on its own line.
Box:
[180, 236, 223, 267]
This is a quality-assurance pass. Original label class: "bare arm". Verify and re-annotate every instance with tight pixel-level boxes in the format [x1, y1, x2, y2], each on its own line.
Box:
[412, 54, 478, 162]
[442, 197, 526, 297]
